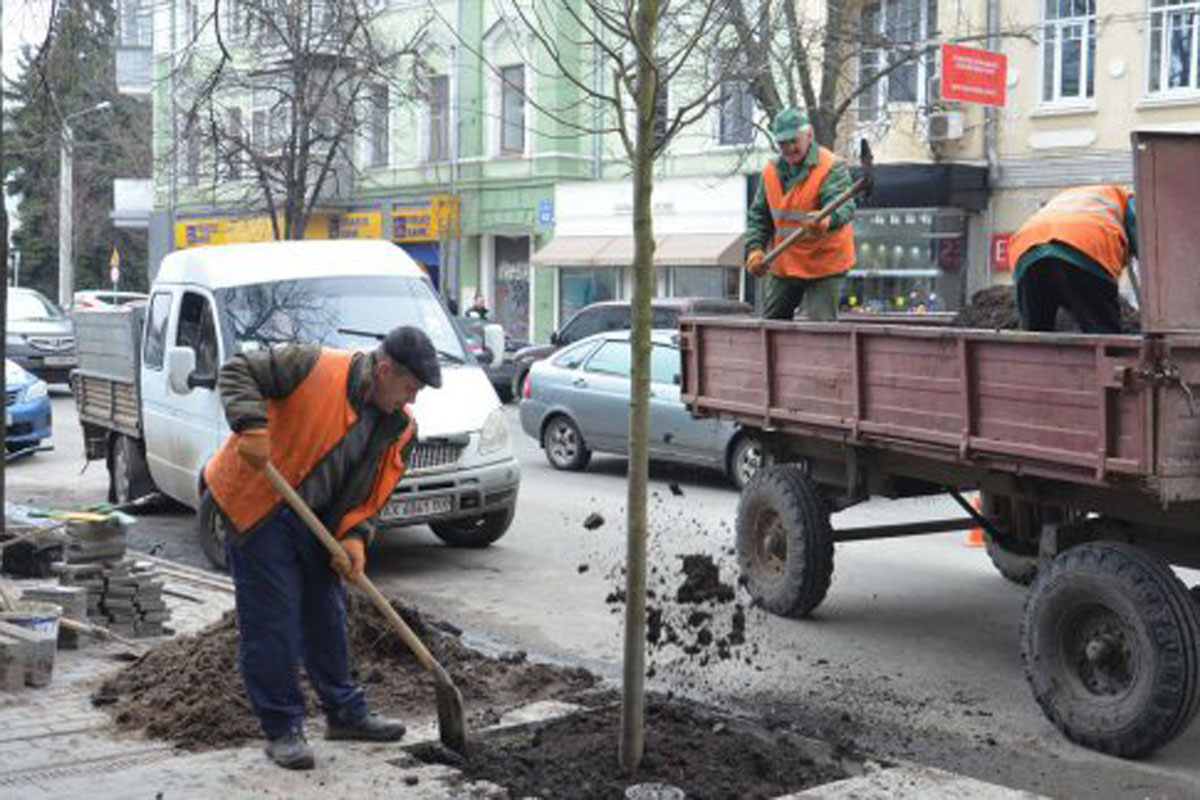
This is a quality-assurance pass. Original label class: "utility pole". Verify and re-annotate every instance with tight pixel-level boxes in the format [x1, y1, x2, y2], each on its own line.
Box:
[57, 100, 111, 308]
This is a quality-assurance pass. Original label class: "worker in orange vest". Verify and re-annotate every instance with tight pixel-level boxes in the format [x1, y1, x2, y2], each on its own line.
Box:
[203, 326, 440, 770]
[744, 107, 857, 320]
[1009, 184, 1137, 333]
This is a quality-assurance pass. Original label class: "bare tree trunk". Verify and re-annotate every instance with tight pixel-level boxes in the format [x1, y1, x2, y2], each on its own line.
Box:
[1, 0, 8, 530]
[620, 0, 659, 777]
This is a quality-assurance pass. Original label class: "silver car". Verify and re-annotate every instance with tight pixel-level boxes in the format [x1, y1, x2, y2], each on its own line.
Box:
[6, 288, 77, 383]
[518, 329, 763, 488]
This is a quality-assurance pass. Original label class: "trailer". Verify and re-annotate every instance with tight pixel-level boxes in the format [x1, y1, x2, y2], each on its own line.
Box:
[679, 129, 1200, 758]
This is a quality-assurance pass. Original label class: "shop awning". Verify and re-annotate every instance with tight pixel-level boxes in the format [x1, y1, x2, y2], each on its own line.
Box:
[532, 233, 744, 268]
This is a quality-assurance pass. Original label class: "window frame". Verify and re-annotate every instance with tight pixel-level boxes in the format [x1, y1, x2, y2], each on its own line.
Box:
[143, 292, 174, 371]
[499, 64, 527, 155]
[583, 339, 633, 379]
[427, 73, 450, 162]
[1147, 0, 1200, 96]
[1040, 0, 1097, 106]
[857, 0, 938, 123]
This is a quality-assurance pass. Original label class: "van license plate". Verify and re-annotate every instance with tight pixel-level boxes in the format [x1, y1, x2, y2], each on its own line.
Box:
[383, 496, 454, 519]
[44, 355, 75, 366]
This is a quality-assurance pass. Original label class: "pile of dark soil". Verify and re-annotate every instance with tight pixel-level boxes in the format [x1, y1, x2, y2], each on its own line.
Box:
[952, 285, 1140, 332]
[410, 697, 849, 800]
[93, 596, 597, 749]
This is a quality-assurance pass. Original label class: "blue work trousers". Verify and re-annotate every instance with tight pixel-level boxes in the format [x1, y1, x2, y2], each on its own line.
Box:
[227, 506, 367, 739]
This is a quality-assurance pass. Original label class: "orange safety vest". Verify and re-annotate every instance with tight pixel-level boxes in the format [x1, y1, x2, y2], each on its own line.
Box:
[761, 147, 857, 279]
[203, 349, 417, 538]
[1009, 185, 1132, 279]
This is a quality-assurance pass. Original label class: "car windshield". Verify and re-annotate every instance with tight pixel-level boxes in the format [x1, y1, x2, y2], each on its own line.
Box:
[9, 291, 62, 320]
[215, 275, 466, 359]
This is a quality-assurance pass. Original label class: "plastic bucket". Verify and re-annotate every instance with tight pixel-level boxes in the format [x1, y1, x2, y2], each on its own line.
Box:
[1, 601, 62, 687]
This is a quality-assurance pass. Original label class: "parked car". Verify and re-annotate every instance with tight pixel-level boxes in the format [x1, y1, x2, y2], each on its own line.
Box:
[5, 358, 52, 455]
[5, 287, 76, 383]
[73, 290, 149, 310]
[454, 317, 531, 402]
[518, 329, 764, 488]
[510, 297, 752, 401]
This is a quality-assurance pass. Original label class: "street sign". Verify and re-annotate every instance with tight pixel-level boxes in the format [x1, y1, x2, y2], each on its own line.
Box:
[109, 246, 121, 286]
[538, 197, 554, 226]
[941, 44, 1007, 106]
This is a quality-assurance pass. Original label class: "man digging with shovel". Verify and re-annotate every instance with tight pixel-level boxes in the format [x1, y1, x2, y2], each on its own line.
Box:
[203, 326, 440, 770]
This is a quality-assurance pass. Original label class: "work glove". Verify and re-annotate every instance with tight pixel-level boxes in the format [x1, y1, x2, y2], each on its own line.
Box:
[333, 536, 366, 583]
[235, 428, 271, 471]
[745, 249, 767, 278]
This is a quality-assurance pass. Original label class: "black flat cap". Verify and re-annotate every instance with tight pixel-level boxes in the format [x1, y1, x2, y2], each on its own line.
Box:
[381, 326, 442, 389]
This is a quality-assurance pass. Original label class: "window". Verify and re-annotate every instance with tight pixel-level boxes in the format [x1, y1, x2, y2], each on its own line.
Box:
[252, 86, 289, 154]
[1042, 0, 1096, 104]
[118, 0, 152, 47]
[500, 65, 526, 154]
[558, 268, 620, 327]
[428, 74, 449, 161]
[366, 84, 389, 167]
[650, 345, 681, 385]
[858, 0, 938, 121]
[143, 292, 173, 370]
[552, 340, 601, 369]
[1148, 0, 1200, 94]
[176, 293, 219, 379]
[585, 340, 633, 378]
[226, 0, 246, 40]
[225, 108, 244, 179]
[559, 305, 627, 345]
[654, 78, 669, 147]
[718, 78, 754, 145]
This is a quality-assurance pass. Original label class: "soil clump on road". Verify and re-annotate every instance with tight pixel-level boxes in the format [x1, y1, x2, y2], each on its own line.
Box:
[952, 285, 1140, 332]
[93, 596, 597, 749]
[409, 697, 849, 799]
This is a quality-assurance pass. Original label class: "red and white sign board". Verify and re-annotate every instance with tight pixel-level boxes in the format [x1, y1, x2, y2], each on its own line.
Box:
[991, 233, 1013, 272]
[941, 44, 1007, 106]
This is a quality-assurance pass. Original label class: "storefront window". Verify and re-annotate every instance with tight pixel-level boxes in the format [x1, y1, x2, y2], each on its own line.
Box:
[657, 266, 740, 299]
[560, 268, 621, 324]
[843, 208, 967, 314]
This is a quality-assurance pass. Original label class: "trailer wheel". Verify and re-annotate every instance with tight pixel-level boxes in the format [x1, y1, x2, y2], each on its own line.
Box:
[430, 505, 515, 548]
[1021, 541, 1200, 758]
[197, 490, 230, 572]
[736, 466, 834, 618]
[108, 434, 155, 505]
[980, 493, 1040, 586]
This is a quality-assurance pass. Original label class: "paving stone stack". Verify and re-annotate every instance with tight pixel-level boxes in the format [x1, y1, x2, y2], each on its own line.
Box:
[49, 517, 172, 639]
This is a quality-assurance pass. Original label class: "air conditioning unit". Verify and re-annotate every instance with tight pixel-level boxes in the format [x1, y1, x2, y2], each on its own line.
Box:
[928, 111, 965, 143]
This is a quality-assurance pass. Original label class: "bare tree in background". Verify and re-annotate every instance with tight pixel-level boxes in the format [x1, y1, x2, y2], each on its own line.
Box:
[505, 0, 741, 773]
[170, 0, 428, 239]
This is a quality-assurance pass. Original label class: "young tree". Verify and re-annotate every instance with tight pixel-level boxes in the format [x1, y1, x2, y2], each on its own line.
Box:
[171, 0, 428, 239]
[4, 0, 151, 298]
[507, 0, 739, 773]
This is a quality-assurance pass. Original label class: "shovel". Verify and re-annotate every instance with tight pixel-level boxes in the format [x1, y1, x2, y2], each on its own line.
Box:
[262, 462, 468, 754]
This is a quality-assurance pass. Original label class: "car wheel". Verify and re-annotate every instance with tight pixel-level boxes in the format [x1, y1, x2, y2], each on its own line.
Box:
[197, 489, 231, 572]
[1021, 541, 1200, 758]
[542, 415, 592, 471]
[430, 505, 515, 548]
[736, 466, 834, 618]
[109, 434, 156, 505]
[728, 434, 768, 490]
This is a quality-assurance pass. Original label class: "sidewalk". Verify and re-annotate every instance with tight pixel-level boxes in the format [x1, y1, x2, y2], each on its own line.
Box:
[0, 554, 1046, 799]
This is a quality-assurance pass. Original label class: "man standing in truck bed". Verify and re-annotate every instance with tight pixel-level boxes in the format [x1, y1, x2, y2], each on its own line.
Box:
[744, 107, 857, 321]
[1010, 184, 1137, 334]
[203, 326, 440, 770]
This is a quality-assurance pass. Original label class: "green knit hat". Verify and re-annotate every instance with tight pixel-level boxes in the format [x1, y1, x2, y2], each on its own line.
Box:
[770, 107, 811, 142]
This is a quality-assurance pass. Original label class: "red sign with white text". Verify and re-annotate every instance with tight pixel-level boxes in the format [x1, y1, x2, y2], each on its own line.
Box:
[941, 44, 1007, 106]
[991, 233, 1013, 271]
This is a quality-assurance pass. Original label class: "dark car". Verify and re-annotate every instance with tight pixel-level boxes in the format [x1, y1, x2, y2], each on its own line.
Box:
[453, 317, 531, 402]
[5, 287, 77, 383]
[510, 297, 752, 399]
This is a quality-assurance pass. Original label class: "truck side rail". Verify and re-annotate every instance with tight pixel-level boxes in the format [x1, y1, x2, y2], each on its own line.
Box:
[70, 369, 142, 441]
[680, 317, 1156, 490]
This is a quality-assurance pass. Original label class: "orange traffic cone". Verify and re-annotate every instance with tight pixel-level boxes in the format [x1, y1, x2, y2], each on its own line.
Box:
[964, 495, 985, 548]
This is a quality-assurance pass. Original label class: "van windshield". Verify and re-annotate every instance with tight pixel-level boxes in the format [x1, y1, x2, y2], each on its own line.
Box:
[215, 275, 466, 359]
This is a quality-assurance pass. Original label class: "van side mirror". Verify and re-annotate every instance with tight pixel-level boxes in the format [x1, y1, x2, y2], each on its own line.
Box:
[166, 346, 197, 395]
[483, 324, 505, 368]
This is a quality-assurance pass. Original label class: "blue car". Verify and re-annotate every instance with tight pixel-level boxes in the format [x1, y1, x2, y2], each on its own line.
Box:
[5, 358, 52, 455]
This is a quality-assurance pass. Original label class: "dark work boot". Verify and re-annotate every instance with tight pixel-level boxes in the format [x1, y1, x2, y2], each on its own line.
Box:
[325, 712, 407, 742]
[265, 731, 315, 770]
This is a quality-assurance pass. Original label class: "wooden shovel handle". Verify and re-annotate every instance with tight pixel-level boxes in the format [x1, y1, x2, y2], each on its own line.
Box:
[262, 462, 445, 679]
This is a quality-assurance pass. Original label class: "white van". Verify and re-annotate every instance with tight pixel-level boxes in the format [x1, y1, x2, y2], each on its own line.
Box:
[72, 240, 520, 569]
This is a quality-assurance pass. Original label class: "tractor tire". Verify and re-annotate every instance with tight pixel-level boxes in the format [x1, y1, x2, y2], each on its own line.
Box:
[736, 465, 834, 618]
[1021, 541, 1200, 758]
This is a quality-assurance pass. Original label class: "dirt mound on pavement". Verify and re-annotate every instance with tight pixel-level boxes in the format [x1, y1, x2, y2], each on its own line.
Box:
[953, 285, 1140, 332]
[93, 596, 597, 749]
[410, 696, 849, 799]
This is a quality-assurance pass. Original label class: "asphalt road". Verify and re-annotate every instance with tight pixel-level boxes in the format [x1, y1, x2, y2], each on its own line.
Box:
[8, 392, 1200, 799]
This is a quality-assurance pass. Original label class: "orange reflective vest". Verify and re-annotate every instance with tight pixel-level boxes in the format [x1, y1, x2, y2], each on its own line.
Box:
[761, 147, 856, 279]
[203, 349, 417, 538]
[1009, 185, 1133, 279]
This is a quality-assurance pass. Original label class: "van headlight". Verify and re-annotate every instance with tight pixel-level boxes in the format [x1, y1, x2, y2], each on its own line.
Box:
[22, 381, 48, 402]
[478, 408, 509, 456]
